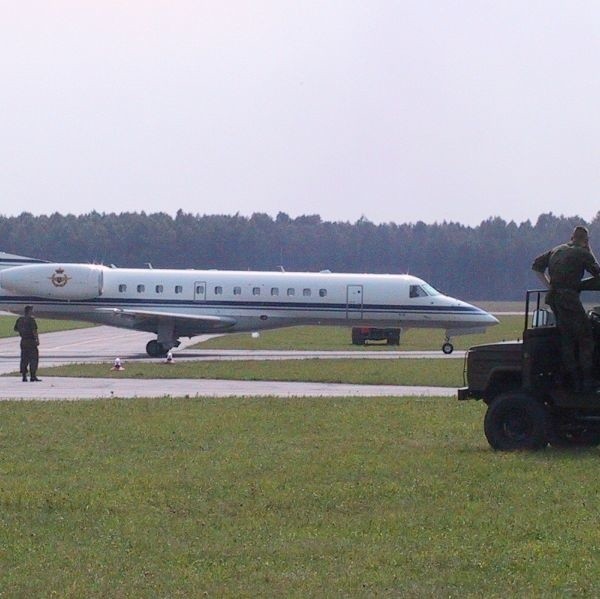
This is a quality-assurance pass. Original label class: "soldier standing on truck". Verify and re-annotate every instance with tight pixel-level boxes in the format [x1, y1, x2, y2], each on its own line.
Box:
[532, 225, 600, 392]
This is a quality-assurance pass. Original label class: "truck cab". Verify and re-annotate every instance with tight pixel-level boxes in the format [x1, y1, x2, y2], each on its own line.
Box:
[459, 290, 600, 450]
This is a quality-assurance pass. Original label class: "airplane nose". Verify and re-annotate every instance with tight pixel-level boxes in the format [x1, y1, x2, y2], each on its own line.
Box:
[486, 313, 500, 325]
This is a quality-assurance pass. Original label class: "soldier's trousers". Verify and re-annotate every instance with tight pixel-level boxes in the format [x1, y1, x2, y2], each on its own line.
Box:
[20, 342, 39, 378]
[546, 289, 594, 377]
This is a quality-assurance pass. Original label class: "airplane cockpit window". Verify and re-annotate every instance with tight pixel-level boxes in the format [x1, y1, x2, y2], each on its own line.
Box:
[409, 283, 440, 298]
[253, 287, 261, 296]
[118, 284, 127, 293]
[319, 289, 327, 297]
[409, 285, 426, 298]
[175, 285, 183, 294]
[422, 283, 440, 296]
[215, 286, 223, 295]
[155, 285, 163, 293]
[233, 286, 242, 295]
[137, 284, 145, 293]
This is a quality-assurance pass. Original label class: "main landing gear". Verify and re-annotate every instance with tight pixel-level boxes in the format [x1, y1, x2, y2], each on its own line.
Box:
[146, 340, 169, 357]
[146, 321, 180, 357]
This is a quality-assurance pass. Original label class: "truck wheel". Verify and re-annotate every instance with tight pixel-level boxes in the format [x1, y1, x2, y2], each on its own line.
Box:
[387, 331, 401, 345]
[484, 392, 548, 451]
[549, 422, 600, 448]
[351, 329, 365, 345]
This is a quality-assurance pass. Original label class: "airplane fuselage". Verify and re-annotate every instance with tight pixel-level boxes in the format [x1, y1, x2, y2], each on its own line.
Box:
[0, 258, 499, 355]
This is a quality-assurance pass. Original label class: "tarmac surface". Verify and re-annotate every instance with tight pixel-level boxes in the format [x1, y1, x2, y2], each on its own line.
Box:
[0, 325, 459, 400]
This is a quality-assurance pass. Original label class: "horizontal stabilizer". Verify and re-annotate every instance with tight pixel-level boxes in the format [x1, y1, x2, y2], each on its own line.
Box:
[0, 251, 47, 270]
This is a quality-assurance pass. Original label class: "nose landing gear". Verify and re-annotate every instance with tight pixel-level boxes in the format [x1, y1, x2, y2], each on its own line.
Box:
[442, 338, 454, 354]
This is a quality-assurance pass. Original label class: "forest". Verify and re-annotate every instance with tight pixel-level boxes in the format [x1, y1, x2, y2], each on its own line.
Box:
[0, 210, 598, 300]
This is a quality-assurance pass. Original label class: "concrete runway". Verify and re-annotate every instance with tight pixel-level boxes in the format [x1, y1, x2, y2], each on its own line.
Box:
[0, 326, 459, 400]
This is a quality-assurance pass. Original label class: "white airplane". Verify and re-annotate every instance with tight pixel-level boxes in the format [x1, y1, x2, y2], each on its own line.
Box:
[0, 251, 498, 356]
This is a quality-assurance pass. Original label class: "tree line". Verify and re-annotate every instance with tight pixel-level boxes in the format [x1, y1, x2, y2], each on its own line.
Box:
[1, 210, 598, 300]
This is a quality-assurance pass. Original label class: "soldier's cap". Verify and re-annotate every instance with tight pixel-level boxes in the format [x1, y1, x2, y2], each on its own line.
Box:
[572, 226, 589, 242]
[24, 305, 33, 313]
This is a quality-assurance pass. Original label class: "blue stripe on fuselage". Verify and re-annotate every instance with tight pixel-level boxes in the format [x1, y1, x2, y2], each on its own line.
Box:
[0, 294, 485, 314]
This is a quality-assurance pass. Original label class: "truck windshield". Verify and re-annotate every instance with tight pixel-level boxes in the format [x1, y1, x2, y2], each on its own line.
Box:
[409, 283, 440, 298]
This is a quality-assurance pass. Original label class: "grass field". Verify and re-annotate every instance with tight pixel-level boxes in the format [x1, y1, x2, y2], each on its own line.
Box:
[38, 358, 465, 386]
[0, 315, 92, 338]
[192, 314, 524, 352]
[1, 397, 599, 597]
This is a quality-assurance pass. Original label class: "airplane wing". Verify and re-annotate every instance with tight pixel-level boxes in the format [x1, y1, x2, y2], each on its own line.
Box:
[94, 307, 237, 334]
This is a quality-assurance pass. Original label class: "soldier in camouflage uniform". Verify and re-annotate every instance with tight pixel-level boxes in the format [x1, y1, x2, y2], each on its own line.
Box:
[532, 226, 600, 392]
[13, 305, 41, 382]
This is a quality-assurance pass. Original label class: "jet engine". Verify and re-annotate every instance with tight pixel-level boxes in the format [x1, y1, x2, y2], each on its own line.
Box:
[0, 263, 105, 300]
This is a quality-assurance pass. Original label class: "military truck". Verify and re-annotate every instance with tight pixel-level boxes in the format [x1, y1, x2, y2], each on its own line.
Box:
[458, 287, 600, 450]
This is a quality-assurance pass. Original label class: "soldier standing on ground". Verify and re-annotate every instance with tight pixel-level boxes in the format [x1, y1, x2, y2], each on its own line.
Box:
[532, 226, 600, 392]
[14, 305, 41, 382]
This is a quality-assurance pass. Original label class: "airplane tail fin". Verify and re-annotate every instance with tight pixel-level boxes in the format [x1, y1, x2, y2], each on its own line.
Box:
[0, 251, 47, 271]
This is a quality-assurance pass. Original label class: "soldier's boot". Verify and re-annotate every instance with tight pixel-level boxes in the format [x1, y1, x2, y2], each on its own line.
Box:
[21, 373, 27, 382]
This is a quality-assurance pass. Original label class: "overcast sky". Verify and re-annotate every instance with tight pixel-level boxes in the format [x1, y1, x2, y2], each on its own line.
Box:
[1, 1, 600, 226]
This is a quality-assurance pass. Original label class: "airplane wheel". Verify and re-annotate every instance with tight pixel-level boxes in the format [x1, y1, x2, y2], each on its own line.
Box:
[146, 340, 168, 357]
[442, 342, 454, 354]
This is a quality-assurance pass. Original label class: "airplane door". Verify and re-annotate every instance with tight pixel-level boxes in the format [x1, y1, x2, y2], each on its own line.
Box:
[194, 281, 207, 301]
[346, 285, 363, 319]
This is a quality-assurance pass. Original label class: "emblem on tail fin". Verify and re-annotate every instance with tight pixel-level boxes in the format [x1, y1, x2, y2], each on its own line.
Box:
[49, 267, 71, 288]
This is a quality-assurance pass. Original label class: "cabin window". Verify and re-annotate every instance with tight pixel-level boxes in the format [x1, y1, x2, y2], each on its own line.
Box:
[137, 284, 145, 293]
[118, 284, 127, 293]
[287, 288, 295, 296]
[253, 287, 261, 296]
[233, 286, 242, 295]
[214, 286, 223, 295]
[155, 285, 163, 293]
[195, 285, 205, 295]
[271, 287, 279, 296]
[319, 289, 327, 297]
[303, 288, 311, 297]
[175, 285, 183, 294]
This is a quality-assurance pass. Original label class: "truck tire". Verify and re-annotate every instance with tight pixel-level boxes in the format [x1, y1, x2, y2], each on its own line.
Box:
[351, 329, 366, 345]
[484, 392, 549, 451]
[386, 330, 400, 345]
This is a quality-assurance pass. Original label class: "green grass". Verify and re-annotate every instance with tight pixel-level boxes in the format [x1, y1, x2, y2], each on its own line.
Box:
[193, 315, 524, 351]
[0, 315, 92, 338]
[1, 397, 599, 597]
[37, 358, 465, 386]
